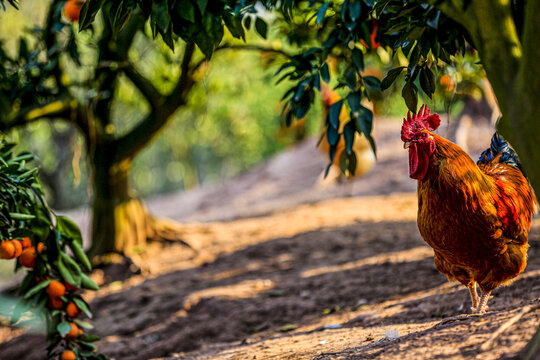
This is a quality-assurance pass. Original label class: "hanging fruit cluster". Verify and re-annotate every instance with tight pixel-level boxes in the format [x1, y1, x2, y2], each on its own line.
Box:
[0, 139, 105, 360]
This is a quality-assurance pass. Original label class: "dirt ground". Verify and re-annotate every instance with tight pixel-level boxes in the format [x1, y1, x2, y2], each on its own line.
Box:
[1, 119, 539, 360]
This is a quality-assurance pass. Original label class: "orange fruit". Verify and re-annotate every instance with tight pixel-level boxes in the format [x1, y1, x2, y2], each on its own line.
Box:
[47, 295, 64, 309]
[0, 240, 16, 259]
[20, 237, 32, 249]
[12, 240, 23, 258]
[65, 322, 80, 339]
[46, 280, 66, 297]
[36, 242, 44, 253]
[63, 0, 85, 22]
[440, 75, 455, 91]
[61, 350, 76, 360]
[66, 302, 82, 318]
[65, 281, 79, 292]
[19, 247, 36, 267]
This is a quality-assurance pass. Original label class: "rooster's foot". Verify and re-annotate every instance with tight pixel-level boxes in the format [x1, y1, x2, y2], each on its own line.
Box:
[473, 291, 492, 314]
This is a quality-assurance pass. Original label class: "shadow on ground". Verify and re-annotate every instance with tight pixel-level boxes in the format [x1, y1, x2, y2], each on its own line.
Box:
[1, 217, 540, 360]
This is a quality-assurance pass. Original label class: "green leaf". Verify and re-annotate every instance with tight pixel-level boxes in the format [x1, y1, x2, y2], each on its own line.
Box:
[57, 322, 72, 337]
[79, 334, 100, 342]
[23, 279, 52, 299]
[73, 297, 93, 319]
[327, 125, 339, 146]
[17, 168, 38, 180]
[223, 11, 244, 39]
[354, 106, 373, 137]
[343, 121, 356, 155]
[419, 67, 436, 98]
[79, 0, 105, 32]
[328, 99, 343, 129]
[381, 67, 405, 91]
[255, 17, 268, 39]
[243, 15, 252, 30]
[402, 82, 419, 113]
[363, 76, 381, 91]
[74, 319, 94, 329]
[177, 0, 196, 22]
[348, 151, 357, 176]
[351, 48, 364, 72]
[196, 0, 208, 13]
[59, 253, 82, 287]
[151, 0, 171, 32]
[110, 0, 132, 34]
[347, 92, 361, 113]
[320, 63, 330, 83]
[316, 2, 330, 25]
[56, 216, 83, 246]
[69, 240, 92, 272]
[78, 341, 97, 352]
[345, 68, 357, 90]
[81, 273, 100, 291]
[9, 213, 35, 220]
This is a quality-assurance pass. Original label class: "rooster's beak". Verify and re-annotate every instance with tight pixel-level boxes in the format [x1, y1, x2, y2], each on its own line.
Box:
[404, 141, 411, 149]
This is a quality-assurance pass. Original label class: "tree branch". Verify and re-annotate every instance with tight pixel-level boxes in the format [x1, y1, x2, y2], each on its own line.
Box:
[114, 43, 196, 161]
[2, 98, 74, 130]
[163, 42, 196, 113]
[122, 63, 163, 109]
[192, 43, 294, 74]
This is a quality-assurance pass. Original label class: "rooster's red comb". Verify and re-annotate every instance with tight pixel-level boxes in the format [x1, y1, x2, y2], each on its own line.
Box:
[401, 105, 441, 142]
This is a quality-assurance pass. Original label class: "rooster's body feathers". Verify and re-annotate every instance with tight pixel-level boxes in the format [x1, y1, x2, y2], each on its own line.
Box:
[403, 106, 536, 313]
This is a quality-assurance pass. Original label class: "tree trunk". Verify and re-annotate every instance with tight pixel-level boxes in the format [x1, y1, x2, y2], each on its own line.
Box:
[88, 144, 151, 256]
[88, 144, 190, 257]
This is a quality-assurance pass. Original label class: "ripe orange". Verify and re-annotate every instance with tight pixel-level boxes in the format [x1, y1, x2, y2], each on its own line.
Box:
[47, 295, 64, 310]
[46, 280, 66, 297]
[65, 281, 79, 292]
[12, 240, 23, 258]
[61, 350, 76, 360]
[440, 75, 455, 91]
[66, 302, 82, 318]
[20, 237, 32, 249]
[63, 0, 85, 22]
[65, 322, 80, 339]
[19, 247, 36, 267]
[36, 242, 44, 253]
[0, 240, 16, 259]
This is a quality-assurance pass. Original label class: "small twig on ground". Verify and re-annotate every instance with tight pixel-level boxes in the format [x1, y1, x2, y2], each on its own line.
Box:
[480, 303, 540, 351]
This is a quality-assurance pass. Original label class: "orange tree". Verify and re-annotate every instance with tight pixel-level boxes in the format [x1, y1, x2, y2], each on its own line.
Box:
[271, 0, 539, 355]
[0, 0, 289, 257]
[0, 139, 102, 359]
[270, 0, 540, 195]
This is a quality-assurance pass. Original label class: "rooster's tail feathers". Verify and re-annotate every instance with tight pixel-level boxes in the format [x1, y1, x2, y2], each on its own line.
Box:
[477, 133, 524, 175]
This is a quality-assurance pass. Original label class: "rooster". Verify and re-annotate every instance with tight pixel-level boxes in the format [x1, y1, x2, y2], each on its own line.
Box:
[402, 105, 536, 313]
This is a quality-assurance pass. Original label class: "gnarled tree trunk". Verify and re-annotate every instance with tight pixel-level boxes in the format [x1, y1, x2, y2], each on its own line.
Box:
[88, 147, 152, 256]
[88, 141, 190, 258]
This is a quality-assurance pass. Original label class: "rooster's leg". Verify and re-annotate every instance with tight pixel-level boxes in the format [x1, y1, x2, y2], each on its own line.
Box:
[468, 283, 479, 312]
[475, 291, 492, 314]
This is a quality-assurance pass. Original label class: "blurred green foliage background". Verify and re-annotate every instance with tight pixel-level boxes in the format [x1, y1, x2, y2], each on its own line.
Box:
[0, 0, 472, 211]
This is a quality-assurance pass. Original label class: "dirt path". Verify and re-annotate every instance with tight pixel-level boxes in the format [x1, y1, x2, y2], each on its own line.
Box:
[1, 118, 539, 360]
[1, 193, 539, 360]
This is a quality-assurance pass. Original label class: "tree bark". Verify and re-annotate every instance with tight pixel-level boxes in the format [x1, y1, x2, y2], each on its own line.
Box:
[88, 142, 189, 257]
[88, 144, 151, 257]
